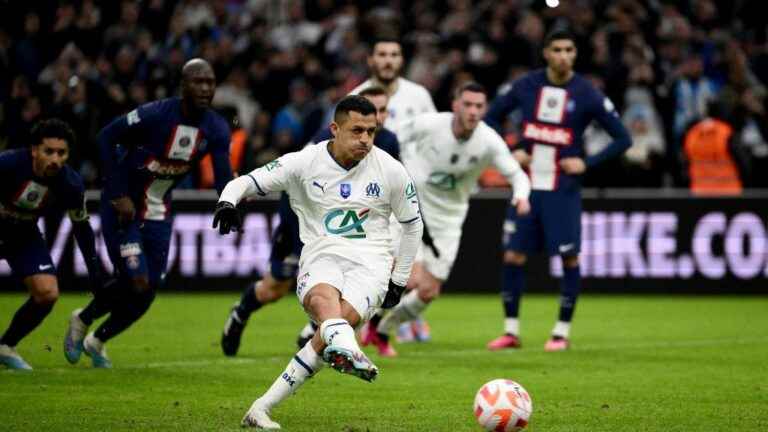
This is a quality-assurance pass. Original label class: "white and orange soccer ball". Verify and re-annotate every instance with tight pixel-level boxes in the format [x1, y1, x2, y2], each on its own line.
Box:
[473, 379, 533, 432]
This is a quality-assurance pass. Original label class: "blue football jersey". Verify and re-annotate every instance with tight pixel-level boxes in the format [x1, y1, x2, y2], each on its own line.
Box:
[0, 148, 86, 224]
[486, 69, 630, 192]
[99, 97, 232, 221]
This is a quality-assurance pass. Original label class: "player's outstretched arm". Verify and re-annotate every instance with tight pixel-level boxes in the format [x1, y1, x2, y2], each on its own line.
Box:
[489, 133, 532, 215]
[215, 152, 302, 234]
[385, 166, 424, 308]
[214, 174, 257, 234]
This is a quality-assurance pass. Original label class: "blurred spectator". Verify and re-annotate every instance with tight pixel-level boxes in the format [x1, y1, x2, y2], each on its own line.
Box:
[621, 87, 666, 187]
[271, 79, 322, 152]
[213, 67, 260, 132]
[683, 101, 747, 196]
[2, 0, 768, 190]
[673, 53, 720, 141]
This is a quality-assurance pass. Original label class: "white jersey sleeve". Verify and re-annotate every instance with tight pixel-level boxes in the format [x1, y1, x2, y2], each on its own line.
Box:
[218, 151, 304, 205]
[488, 133, 531, 202]
[388, 162, 423, 285]
[419, 86, 437, 114]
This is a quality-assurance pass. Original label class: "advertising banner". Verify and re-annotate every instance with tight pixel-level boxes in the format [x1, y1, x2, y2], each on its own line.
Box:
[2, 191, 766, 293]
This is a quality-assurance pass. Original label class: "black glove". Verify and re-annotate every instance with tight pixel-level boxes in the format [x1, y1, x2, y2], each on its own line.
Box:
[212, 201, 242, 234]
[381, 280, 406, 309]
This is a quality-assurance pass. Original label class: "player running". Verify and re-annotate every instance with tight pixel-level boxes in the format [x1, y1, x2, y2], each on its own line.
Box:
[0, 119, 103, 370]
[213, 95, 422, 429]
[361, 82, 532, 357]
[63, 58, 232, 368]
[220, 86, 399, 356]
[352, 37, 438, 342]
[484, 29, 631, 351]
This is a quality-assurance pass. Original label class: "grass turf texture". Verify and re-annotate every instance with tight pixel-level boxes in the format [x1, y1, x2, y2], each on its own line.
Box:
[1, 293, 766, 431]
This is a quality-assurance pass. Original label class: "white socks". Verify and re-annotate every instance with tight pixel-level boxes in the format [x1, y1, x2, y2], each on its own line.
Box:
[258, 342, 325, 411]
[319, 318, 360, 351]
[552, 321, 571, 338]
[378, 290, 427, 335]
[504, 318, 520, 335]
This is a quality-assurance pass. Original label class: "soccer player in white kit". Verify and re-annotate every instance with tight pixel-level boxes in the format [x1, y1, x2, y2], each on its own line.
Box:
[361, 82, 532, 357]
[351, 38, 437, 136]
[352, 37, 438, 342]
[213, 96, 423, 429]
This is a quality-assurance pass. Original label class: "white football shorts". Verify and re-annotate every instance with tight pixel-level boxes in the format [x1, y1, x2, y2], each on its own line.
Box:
[296, 252, 392, 324]
[416, 232, 461, 281]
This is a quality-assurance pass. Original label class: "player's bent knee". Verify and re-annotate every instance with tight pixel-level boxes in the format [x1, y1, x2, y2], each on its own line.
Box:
[130, 276, 152, 294]
[303, 284, 341, 318]
[562, 255, 579, 268]
[504, 251, 527, 265]
[26, 274, 59, 305]
[417, 281, 440, 303]
[257, 278, 292, 303]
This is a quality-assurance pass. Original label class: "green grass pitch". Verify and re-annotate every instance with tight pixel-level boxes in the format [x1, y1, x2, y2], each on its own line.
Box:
[1, 292, 767, 431]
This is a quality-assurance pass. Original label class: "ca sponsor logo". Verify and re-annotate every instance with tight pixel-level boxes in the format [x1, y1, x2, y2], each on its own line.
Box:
[323, 208, 370, 239]
[426, 172, 459, 191]
[264, 159, 282, 171]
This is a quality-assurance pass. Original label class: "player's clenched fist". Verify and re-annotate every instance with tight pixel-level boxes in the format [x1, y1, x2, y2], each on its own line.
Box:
[381, 280, 406, 309]
[513, 198, 531, 216]
[212, 201, 242, 234]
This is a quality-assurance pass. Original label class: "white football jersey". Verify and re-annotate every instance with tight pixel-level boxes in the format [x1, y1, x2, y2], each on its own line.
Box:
[243, 142, 421, 263]
[351, 77, 436, 137]
[399, 113, 531, 237]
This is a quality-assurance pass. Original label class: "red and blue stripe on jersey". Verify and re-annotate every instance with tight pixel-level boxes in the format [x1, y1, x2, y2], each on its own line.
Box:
[99, 97, 232, 221]
[486, 69, 630, 192]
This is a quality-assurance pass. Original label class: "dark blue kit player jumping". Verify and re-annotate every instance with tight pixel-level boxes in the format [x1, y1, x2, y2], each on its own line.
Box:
[0, 119, 103, 370]
[484, 29, 631, 352]
[64, 59, 232, 368]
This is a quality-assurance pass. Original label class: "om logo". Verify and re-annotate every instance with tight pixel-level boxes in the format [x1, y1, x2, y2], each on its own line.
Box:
[365, 182, 381, 198]
[324, 208, 370, 239]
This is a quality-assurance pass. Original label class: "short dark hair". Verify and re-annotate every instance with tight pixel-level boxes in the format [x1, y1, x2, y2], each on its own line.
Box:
[359, 86, 388, 99]
[370, 36, 401, 54]
[454, 81, 487, 99]
[543, 28, 576, 48]
[334, 95, 377, 123]
[30, 118, 76, 148]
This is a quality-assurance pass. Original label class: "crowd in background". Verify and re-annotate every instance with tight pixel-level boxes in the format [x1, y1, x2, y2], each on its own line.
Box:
[1, 0, 768, 189]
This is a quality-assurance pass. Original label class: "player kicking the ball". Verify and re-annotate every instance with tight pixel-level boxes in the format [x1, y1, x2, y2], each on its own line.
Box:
[213, 95, 423, 429]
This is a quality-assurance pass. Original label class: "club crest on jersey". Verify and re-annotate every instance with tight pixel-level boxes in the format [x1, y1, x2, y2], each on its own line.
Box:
[365, 182, 380, 198]
[536, 86, 567, 123]
[166, 125, 201, 161]
[340, 183, 351, 199]
[324, 208, 369, 239]
[14, 181, 48, 210]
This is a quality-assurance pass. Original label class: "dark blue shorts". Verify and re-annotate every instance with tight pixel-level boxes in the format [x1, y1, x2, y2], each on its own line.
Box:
[269, 194, 303, 281]
[0, 222, 56, 279]
[504, 190, 581, 256]
[101, 200, 172, 288]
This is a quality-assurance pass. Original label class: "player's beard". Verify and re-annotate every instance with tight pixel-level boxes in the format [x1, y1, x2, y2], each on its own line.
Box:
[375, 66, 399, 84]
[44, 163, 61, 177]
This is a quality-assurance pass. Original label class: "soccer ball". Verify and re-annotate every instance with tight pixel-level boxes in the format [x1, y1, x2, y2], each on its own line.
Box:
[473, 379, 532, 432]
